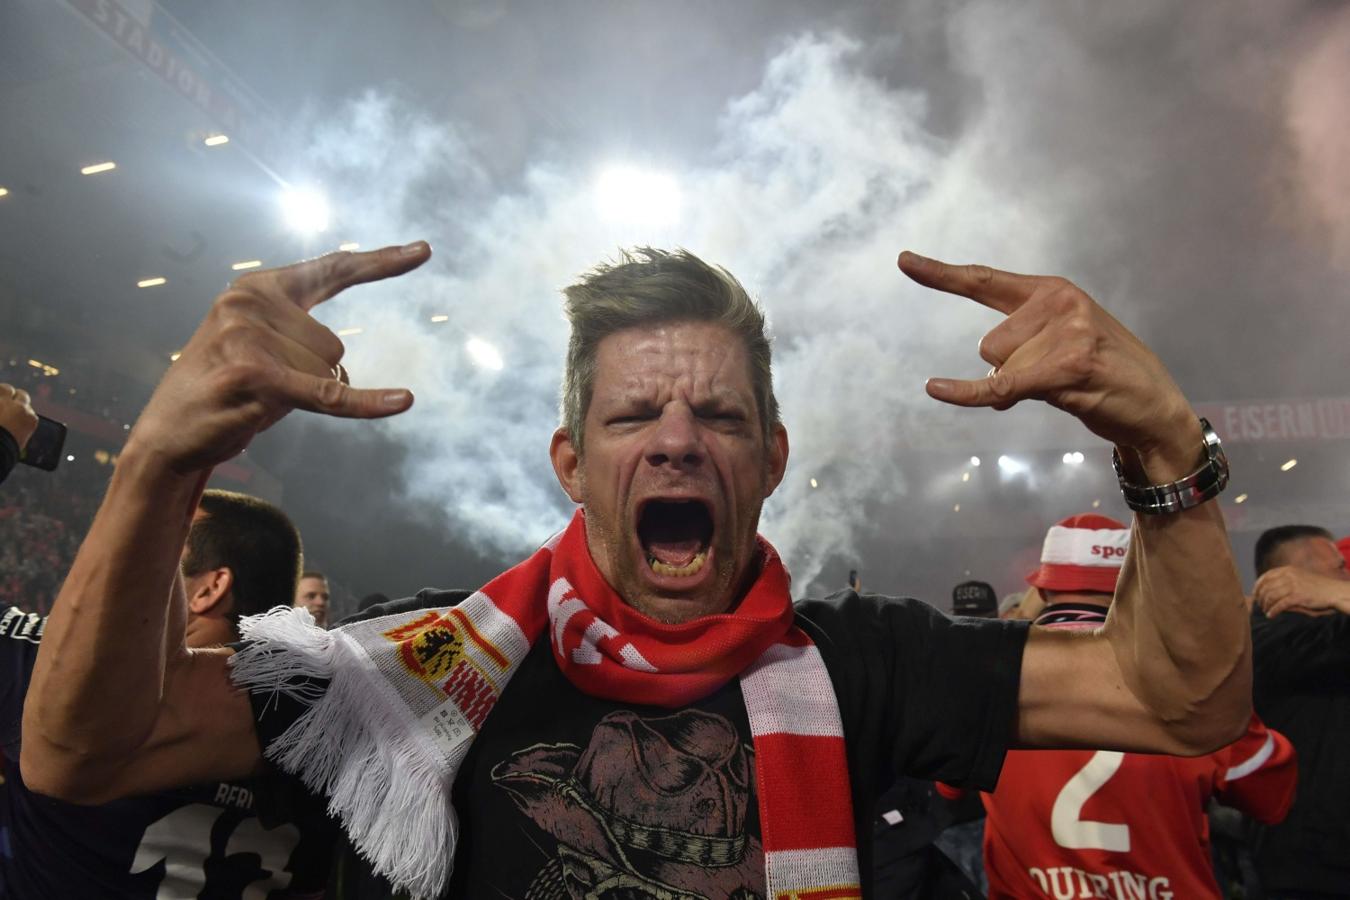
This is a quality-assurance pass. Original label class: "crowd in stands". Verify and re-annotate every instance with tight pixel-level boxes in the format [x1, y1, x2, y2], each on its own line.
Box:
[0, 358, 136, 616]
[0, 452, 106, 617]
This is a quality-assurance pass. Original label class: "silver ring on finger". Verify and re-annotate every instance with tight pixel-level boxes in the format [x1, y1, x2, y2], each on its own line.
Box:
[332, 363, 350, 385]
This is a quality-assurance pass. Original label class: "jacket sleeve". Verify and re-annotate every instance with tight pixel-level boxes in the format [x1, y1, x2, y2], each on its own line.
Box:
[1212, 713, 1297, 825]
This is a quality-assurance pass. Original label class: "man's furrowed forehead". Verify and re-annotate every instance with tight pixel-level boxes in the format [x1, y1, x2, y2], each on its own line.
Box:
[593, 323, 753, 404]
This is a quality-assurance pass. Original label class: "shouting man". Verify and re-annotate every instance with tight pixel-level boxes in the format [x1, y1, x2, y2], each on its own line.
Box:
[22, 244, 1251, 899]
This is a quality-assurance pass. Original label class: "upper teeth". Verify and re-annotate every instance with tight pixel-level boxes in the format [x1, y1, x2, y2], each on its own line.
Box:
[649, 550, 707, 578]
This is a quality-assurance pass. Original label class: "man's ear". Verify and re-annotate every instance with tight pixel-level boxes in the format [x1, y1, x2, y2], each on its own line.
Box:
[186, 567, 234, 616]
[763, 424, 789, 498]
[549, 428, 584, 504]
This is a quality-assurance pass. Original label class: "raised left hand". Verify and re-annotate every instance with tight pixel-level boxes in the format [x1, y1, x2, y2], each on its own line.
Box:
[897, 252, 1197, 466]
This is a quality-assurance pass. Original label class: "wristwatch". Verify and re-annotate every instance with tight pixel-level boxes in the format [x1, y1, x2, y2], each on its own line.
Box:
[1112, 417, 1229, 515]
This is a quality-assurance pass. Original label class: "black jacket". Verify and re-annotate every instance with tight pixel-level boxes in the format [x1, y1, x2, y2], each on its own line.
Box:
[1250, 608, 1350, 893]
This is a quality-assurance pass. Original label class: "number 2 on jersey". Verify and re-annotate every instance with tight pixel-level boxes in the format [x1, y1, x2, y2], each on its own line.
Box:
[1050, 750, 1130, 852]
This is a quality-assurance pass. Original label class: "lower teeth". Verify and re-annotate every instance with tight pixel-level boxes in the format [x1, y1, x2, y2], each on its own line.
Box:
[649, 550, 707, 577]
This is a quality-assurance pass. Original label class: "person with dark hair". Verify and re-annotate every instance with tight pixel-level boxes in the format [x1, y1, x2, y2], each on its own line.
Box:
[293, 570, 330, 628]
[26, 244, 1253, 899]
[183, 490, 305, 632]
[1, 489, 332, 899]
[941, 514, 1296, 899]
[1249, 524, 1350, 896]
[0, 383, 38, 486]
[1253, 524, 1336, 577]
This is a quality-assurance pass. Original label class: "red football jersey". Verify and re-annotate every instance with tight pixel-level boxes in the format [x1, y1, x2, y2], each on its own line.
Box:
[938, 604, 1297, 900]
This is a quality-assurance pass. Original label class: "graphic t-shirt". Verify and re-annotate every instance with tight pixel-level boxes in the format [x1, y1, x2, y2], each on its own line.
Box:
[244, 588, 1029, 899]
[0, 604, 334, 900]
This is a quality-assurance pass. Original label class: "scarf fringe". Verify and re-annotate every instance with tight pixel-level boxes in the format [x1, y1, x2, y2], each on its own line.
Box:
[231, 607, 454, 900]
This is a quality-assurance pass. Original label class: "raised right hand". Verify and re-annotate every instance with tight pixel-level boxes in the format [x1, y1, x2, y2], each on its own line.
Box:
[126, 242, 431, 473]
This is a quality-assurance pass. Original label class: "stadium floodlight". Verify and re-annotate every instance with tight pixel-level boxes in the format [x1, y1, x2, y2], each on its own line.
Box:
[997, 454, 1028, 475]
[1062, 451, 1085, 465]
[594, 166, 682, 227]
[280, 185, 331, 235]
[466, 336, 504, 371]
[969, 456, 981, 467]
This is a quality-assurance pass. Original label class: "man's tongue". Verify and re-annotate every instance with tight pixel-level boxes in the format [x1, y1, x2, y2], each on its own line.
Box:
[639, 501, 711, 571]
[648, 538, 701, 568]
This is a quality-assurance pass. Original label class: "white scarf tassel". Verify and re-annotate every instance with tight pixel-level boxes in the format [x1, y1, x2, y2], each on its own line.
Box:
[231, 607, 454, 900]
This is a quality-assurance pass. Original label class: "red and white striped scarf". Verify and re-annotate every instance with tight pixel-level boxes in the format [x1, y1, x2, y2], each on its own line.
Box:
[232, 511, 860, 900]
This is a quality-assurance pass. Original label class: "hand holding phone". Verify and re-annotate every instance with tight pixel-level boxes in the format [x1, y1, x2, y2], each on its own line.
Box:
[0, 383, 40, 453]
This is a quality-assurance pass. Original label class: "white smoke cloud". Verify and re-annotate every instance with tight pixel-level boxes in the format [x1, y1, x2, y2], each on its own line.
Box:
[287, 5, 1337, 596]
[1285, 6, 1350, 269]
[289, 30, 1068, 592]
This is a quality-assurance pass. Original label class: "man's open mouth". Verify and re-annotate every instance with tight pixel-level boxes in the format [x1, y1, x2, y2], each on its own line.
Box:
[637, 499, 714, 578]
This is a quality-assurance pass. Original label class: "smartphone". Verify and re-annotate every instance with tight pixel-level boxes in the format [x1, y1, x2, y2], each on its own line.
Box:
[18, 414, 67, 471]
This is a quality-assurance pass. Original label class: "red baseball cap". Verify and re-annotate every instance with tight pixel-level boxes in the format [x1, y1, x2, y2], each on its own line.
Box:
[1026, 513, 1131, 594]
[1338, 536, 1350, 568]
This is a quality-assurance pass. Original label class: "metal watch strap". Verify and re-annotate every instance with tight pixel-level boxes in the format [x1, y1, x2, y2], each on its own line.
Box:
[1111, 417, 1229, 515]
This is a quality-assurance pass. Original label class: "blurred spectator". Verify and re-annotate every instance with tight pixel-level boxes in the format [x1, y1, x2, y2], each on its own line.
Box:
[1250, 525, 1350, 897]
[952, 580, 998, 618]
[294, 570, 330, 628]
[942, 513, 1296, 899]
[2, 489, 335, 898]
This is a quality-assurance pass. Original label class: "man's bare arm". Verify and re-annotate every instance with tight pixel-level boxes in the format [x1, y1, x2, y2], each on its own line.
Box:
[22, 242, 431, 803]
[1017, 497, 1250, 754]
[898, 253, 1250, 755]
[20, 454, 262, 803]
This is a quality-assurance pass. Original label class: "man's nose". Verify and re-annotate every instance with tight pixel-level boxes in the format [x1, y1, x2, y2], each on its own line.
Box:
[645, 406, 704, 470]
